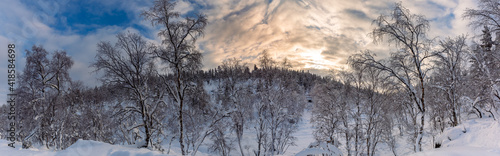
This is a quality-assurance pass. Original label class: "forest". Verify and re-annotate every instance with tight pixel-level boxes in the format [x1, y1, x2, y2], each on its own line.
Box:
[2, 0, 500, 156]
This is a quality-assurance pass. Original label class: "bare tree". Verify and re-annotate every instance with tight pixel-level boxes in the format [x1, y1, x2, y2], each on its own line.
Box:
[142, 0, 207, 154]
[351, 2, 432, 151]
[92, 32, 165, 149]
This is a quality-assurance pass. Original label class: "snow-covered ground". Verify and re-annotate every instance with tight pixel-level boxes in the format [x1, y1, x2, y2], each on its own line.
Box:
[0, 139, 172, 156]
[282, 110, 316, 155]
[3, 113, 500, 155]
[410, 118, 500, 156]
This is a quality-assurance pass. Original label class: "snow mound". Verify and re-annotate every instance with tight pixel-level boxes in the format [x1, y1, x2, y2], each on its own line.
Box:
[0, 139, 173, 156]
[411, 118, 500, 156]
[437, 118, 500, 148]
[410, 146, 500, 156]
[58, 139, 172, 156]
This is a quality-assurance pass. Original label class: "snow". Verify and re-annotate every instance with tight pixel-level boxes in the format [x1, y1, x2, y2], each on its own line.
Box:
[436, 118, 500, 148]
[4, 111, 500, 156]
[294, 141, 342, 156]
[410, 117, 500, 156]
[0, 139, 173, 156]
[282, 109, 316, 156]
[410, 146, 500, 156]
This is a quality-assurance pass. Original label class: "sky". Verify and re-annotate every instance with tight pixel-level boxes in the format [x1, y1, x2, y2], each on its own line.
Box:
[0, 0, 479, 104]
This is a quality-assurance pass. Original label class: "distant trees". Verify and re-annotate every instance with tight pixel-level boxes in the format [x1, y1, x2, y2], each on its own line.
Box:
[464, 0, 500, 30]
[217, 58, 253, 156]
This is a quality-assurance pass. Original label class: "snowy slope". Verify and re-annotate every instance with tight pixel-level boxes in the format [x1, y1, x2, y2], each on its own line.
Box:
[411, 146, 500, 156]
[411, 118, 500, 156]
[282, 110, 316, 156]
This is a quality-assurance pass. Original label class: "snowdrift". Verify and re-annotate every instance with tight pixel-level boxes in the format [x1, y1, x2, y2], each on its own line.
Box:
[294, 141, 342, 156]
[0, 139, 172, 156]
[411, 118, 500, 156]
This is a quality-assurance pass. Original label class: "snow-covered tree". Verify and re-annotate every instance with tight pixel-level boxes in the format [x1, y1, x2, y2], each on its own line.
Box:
[429, 35, 468, 127]
[92, 32, 167, 149]
[17, 45, 73, 149]
[351, 3, 432, 152]
[142, 0, 207, 154]
[253, 51, 305, 156]
[463, 0, 500, 122]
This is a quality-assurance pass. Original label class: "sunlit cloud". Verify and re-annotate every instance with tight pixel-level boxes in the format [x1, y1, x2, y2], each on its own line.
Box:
[196, 0, 477, 75]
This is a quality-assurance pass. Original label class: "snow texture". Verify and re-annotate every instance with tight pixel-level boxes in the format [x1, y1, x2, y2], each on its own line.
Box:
[410, 118, 500, 156]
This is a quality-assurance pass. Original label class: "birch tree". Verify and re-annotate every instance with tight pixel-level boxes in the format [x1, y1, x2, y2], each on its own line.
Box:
[430, 35, 468, 127]
[92, 32, 165, 149]
[142, 0, 207, 154]
[17, 45, 73, 149]
[351, 2, 432, 151]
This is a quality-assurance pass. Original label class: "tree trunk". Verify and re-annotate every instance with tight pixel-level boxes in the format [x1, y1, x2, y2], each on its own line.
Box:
[179, 100, 185, 155]
[416, 113, 424, 152]
[141, 100, 150, 148]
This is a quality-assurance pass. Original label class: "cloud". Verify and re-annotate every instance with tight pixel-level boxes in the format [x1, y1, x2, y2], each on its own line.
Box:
[0, 0, 481, 104]
[195, 0, 478, 74]
[0, 0, 157, 104]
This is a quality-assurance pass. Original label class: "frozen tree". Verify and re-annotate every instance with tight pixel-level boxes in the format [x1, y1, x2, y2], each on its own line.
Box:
[252, 51, 305, 156]
[350, 63, 392, 156]
[464, 0, 500, 31]
[142, 0, 207, 154]
[463, 0, 500, 121]
[92, 32, 166, 149]
[217, 58, 254, 156]
[17, 45, 73, 149]
[430, 35, 468, 127]
[466, 40, 500, 120]
[351, 3, 432, 152]
[311, 76, 351, 155]
[64, 82, 116, 144]
[311, 79, 341, 145]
